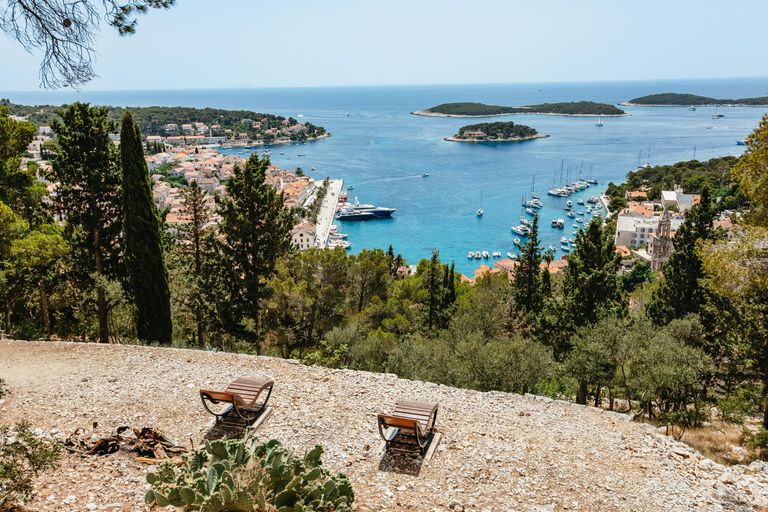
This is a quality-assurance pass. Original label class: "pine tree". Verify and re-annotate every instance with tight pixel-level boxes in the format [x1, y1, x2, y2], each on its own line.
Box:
[214, 154, 295, 355]
[179, 180, 210, 348]
[120, 111, 172, 344]
[647, 186, 720, 326]
[512, 215, 543, 315]
[47, 103, 122, 343]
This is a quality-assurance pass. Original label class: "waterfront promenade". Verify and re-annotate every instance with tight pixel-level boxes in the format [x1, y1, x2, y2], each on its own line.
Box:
[315, 179, 344, 248]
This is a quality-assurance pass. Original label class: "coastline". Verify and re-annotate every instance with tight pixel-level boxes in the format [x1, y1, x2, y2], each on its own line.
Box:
[445, 134, 550, 142]
[412, 110, 629, 118]
[620, 102, 768, 107]
[222, 132, 331, 149]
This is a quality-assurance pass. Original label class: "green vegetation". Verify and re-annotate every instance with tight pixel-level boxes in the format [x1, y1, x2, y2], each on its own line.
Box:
[1, 420, 61, 507]
[424, 101, 625, 116]
[0, 99, 327, 142]
[455, 121, 539, 140]
[603, 156, 746, 210]
[121, 111, 172, 345]
[146, 435, 353, 511]
[627, 93, 768, 106]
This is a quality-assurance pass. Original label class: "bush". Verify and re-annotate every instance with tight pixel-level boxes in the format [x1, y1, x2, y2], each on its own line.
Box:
[0, 378, 6, 399]
[146, 434, 354, 511]
[0, 421, 61, 507]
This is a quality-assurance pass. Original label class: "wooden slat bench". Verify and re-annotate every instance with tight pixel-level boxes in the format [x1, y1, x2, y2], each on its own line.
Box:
[199, 377, 274, 426]
[377, 400, 438, 455]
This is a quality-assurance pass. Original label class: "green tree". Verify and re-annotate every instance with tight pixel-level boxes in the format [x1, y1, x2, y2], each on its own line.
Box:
[213, 154, 294, 355]
[646, 186, 720, 326]
[120, 111, 171, 344]
[512, 215, 543, 316]
[732, 112, 768, 226]
[178, 180, 211, 348]
[348, 248, 391, 313]
[46, 103, 123, 343]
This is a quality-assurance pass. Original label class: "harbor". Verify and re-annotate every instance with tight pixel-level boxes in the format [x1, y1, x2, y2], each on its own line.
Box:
[314, 179, 344, 248]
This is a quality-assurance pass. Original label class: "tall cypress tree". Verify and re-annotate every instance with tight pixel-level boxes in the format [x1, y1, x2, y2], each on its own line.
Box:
[512, 215, 543, 315]
[120, 111, 172, 344]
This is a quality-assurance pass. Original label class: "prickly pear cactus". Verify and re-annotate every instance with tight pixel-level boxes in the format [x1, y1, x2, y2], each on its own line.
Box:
[145, 433, 354, 511]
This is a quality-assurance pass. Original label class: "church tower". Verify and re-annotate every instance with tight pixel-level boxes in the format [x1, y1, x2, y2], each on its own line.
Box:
[651, 208, 674, 271]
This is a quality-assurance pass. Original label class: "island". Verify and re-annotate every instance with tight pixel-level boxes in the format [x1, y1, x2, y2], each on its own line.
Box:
[445, 121, 549, 142]
[0, 99, 329, 145]
[622, 93, 768, 106]
[413, 101, 626, 117]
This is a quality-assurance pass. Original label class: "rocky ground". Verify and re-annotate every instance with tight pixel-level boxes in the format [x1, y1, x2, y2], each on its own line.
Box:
[1, 340, 767, 512]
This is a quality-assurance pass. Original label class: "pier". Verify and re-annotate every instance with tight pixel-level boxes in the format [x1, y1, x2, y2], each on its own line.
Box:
[315, 179, 344, 248]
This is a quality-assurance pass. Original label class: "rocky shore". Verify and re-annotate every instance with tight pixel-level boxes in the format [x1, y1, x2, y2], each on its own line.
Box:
[445, 134, 550, 143]
[2, 340, 767, 511]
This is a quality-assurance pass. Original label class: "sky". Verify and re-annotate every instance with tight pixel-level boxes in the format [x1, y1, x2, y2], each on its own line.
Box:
[2, 0, 768, 91]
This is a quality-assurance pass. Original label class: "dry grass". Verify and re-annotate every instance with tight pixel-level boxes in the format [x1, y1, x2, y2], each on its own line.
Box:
[681, 421, 760, 466]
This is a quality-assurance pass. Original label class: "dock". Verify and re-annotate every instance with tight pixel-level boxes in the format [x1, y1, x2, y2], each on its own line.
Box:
[315, 179, 344, 248]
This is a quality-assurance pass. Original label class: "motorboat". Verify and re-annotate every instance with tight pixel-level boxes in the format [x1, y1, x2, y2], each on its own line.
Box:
[513, 238, 521, 246]
[422, 173, 429, 177]
[567, 212, 575, 218]
[507, 252, 516, 259]
[561, 237, 568, 244]
[468, 252, 475, 258]
[475, 252, 482, 259]
[348, 186, 354, 190]
[482, 251, 490, 258]
[549, 245, 558, 252]
[526, 208, 536, 215]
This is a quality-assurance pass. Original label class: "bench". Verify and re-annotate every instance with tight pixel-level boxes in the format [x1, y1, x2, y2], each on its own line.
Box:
[377, 400, 438, 455]
[199, 377, 274, 425]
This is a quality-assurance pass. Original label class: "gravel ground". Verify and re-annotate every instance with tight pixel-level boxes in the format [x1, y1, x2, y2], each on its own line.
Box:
[1, 340, 767, 512]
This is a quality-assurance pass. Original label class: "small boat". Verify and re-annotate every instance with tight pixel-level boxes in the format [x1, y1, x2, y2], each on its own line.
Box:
[507, 252, 516, 259]
[596, 117, 603, 127]
[549, 245, 558, 252]
[561, 237, 568, 244]
[493, 251, 502, 257]
[279, 152, 285, 154]
[736, 140, 747, 146]
[576, 218, 584, 223]
[477, 191, 484, 216]
[573, 223, 579, 228]
[561, 245, 571, 251]
[347, 186, 354, 190]
[689, 106, 696, 111]
[564, 206, 571, 211]
[577, 211, 584, 215]
[514, 238, 521, 246]
[526, 208, 536, 215]
[576, 199, 584, 205]
[311, 167, 316, 170]
[468, 252, 475, 258]
[566, 200, 572, 207]
[569, 238, 576, 244]
[298, 154, 306, 156]
[422, 173, 429, 177]
[568, 212, 575, 218]
[482, 251, 490, 258]
[475, 252, 482, 259]
[558, 219, 565, 228]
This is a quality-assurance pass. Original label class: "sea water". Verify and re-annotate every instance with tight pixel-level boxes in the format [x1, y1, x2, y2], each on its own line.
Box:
[7, 77, 768, 274]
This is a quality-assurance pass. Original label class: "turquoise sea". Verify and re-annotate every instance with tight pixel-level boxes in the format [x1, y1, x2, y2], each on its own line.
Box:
[7, 77, 768, 274]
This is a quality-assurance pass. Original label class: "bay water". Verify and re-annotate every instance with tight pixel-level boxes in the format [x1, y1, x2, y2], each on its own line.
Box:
[7, 77, 768, 274]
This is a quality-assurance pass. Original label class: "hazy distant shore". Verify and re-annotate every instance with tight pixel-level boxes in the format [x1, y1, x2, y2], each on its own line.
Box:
[413, 110, 628, 118]
[620, 102, 768, 107]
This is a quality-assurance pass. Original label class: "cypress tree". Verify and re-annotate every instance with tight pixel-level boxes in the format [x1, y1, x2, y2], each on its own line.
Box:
[120, 111, 172, 344]
[512, 215, 543, 315]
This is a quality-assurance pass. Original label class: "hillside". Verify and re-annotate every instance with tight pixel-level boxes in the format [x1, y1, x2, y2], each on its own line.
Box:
[623, 93, 768, 106]
[1, 340, 767, 511]
[413, 101, 626, 117]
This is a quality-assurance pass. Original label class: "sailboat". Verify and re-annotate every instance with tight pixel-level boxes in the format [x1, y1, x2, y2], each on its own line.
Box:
[712, 105, 724, 119]
[596, 116, 603, 127]
[530, 175, 540, 199]
[477, 191, 483, 216]
[346, 110, 350, 117]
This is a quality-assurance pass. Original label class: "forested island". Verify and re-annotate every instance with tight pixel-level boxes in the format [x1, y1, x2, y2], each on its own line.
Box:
[0, 99, 327, 142]
[413, 101, 626, 117]
[623, 93, 768, 106]
[446, 121, 548, 142]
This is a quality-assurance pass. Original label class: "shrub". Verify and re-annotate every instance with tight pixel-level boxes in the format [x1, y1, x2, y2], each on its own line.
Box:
[0, 421, 61, 507]
[0, 378, 7, 399]
[146, 434, 354, 511]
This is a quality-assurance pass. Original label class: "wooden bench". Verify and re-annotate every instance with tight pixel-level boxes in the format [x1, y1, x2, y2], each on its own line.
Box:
[377, 400, 438, 455]
[199, 377, 274, 425]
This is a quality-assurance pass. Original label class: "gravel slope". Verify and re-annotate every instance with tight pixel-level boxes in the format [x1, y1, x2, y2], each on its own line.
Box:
[1, 340, 766, 512]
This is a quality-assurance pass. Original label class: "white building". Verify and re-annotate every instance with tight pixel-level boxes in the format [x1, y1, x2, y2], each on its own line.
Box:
[615, 214, 684, 248]
[291, 223, 316, 251]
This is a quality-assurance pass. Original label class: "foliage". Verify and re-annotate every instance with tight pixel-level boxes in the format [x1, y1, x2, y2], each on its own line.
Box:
[46, 102, 123, 343]
[0, 420, 61, 507]
[647, 186, 720, 326]
[210, 154, 295, 355]
[621, 261, 654, 293]
[607, 196, 627, 213]
[732, 112, 768, 226]
[121, 111, 172, 344]
[456, 121, 538, 140]
[512, 215, 543, 317]
[427, 101, 624, 116]
[145, 434, 353, 512]
[627, 93, 768, 106]
[1, 0, 175, 88]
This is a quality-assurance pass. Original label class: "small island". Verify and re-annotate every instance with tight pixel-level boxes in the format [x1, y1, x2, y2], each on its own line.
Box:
[622, 93, 768, 106]
[413, 101, 626, 117]
[445, 121, 549, 142]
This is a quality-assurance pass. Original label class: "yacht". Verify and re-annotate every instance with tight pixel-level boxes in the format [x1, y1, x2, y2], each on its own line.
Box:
[521, 218, 533, 227]
[335, 198, 396, 220]
[507, 252, 516, 259]
[482, 251, 490, 258]
[511, 225, 530, 236]
[468, 252, 475, 258]
[561, 237, 568, 244]
[475, 252, 482, 259]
